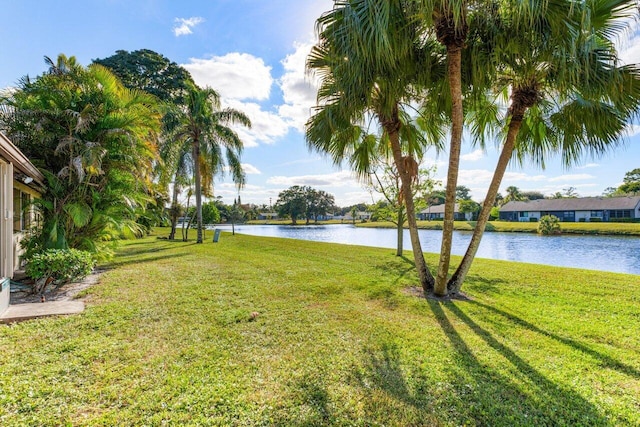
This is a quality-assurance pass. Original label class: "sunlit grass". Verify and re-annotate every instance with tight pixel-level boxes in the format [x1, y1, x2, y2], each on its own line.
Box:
[359, 219, 640, 235]
[1, 229, 638, 425]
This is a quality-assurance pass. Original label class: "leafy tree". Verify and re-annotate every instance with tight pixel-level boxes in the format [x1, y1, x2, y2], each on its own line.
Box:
[458, 199, 480, 220]
[94, 49, 196, 237]
[562, 187, 579, 198]
[448, 1, 640, 294]
[1, 54, 161, 257]
[167, 85, 250, 243]
[201, 201, 221, 225]
[502, 186, 524, 205]
[94, 49, 194, 104]
[305, 189, 335, 224]
[538, 215, 561, 235]
[521, 191, 545, 201]
[456, 185, 472, 201]
[307, 0, 446, 292]
[275, 186, 307, 225]
[618, 168, 640, 195]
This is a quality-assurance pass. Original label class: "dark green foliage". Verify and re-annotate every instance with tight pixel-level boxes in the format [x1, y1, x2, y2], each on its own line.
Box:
[1, 55, 161, 257]
[538, 215, 561, 235]
[93, 49, 194, 104]
[618, 168, 640, 195]
[25, 248, 94, 293]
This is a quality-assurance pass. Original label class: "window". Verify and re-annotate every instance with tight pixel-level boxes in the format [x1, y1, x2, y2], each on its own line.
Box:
[519, 211, 528, 218]
[610, 210, 631, 219]
[13, 188, 31, 232]
[590, 211, 603, 217]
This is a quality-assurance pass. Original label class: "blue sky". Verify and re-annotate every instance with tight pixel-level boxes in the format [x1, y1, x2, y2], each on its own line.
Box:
[2, 0, 639, 207]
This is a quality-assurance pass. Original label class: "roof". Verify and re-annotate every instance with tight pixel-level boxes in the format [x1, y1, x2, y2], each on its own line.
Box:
[420, 203, 460, 214]
[0, 132, 45, 187]
[500, 196, 640, 212]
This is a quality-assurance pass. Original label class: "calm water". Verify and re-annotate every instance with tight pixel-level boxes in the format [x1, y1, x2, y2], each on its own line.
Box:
[217, 224, 640, 275]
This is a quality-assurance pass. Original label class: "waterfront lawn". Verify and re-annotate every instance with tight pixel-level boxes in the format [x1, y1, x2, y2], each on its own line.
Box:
[361, 219, 640, 235]
[1, 231, 639, 426]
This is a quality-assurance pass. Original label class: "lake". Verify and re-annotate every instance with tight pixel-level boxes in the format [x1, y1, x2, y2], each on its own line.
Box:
[215, 224, 640, 275]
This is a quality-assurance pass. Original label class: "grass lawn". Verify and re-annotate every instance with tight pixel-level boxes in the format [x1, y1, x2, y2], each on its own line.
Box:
[1, 230, 639, 426]
[360, 220, 640, 235]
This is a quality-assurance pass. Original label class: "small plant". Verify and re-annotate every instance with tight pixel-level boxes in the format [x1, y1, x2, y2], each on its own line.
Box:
[538, 215, 561, 235]
[25, 249, 95, 294]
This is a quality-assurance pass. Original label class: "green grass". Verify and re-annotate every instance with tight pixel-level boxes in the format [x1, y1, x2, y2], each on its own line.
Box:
[1, 230, 639, 426]
[359, 219, 640, 235]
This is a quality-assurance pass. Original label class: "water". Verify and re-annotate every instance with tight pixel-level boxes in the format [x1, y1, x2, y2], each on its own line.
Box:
[215, 224, 640, 275]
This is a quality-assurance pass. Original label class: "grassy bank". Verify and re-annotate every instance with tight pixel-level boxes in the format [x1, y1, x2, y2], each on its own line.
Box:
[359, 219, 640, 235]
[1, 231, 639, 426]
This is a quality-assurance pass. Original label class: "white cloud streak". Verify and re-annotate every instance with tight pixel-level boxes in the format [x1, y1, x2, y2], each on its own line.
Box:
[173, 17, 204, 37]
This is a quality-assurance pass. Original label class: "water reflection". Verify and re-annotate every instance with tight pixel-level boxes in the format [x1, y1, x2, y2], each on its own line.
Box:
[215, 224, 639, 275]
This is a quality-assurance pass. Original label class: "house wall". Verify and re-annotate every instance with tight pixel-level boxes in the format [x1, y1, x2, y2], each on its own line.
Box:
[0, 160, 13, 315]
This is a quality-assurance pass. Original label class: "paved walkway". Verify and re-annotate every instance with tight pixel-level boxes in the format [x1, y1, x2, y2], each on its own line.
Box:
[0, 301, 85, 324]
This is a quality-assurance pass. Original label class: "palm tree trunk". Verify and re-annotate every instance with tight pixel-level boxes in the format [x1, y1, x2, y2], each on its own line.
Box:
[448, 113, 526, 293]
[396, 208, 404, 257]
[385, 109, 435, 292]
[193, 140, 203, 244]
[168, 180, 180, 240]
[435, 44, 464, 296]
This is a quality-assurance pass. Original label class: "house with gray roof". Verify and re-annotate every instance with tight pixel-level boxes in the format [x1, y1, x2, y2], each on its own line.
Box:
[499, 196, 640, 222]
[418, 204, 472, 221]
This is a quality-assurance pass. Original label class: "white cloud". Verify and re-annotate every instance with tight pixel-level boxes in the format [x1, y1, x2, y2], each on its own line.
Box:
[548, 174, 595, 182]
[461, 149, 485, 162]
[267, 170, 357, 187]
[626, 124, 640, 137]
[277, 41, 319, 131]
[173, 17, 204, 37]
[241, 163, 261, 175]
[618, 20, 640, 65]
[225, 100, 290, 147]
[182, 53, 273, 101]
[576, 163, 600, 169]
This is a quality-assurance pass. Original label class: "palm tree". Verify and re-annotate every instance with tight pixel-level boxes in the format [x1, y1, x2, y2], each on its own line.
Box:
[169, 84, 250, 243]
[306, 0, 446, 293]
[1, 55, 161, 255]
[447, 0, 640, 293]
[503, 186, 523, 205]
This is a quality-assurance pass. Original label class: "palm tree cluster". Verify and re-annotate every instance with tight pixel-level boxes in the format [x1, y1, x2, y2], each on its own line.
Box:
[306, 0, 640, 296]
[0, 52, 251, 257]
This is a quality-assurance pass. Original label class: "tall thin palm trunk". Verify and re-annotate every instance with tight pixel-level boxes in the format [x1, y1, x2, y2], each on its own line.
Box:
[193, 138, 203, 244]
[385, 108, 435, 292]
[435, 43, 464, 296]
[168, 180, 180, 240]
[396, 208, 404, 257]
[448, 115, 524, 293]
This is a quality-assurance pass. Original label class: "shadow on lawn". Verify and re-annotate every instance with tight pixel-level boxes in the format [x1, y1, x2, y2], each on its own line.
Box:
[468, 300, 640, 379]
[432, 301, 610, 426]
[104, 253, 188, 269]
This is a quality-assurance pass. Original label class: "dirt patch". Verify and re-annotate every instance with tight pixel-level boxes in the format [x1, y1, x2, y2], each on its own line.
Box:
[10, 269, 105, 305]
[402, 286, 472, 302]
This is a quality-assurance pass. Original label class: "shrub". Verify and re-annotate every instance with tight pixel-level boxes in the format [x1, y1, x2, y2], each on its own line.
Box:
[25, 249, 95, 294]
[579, 218, 586, 222]
[529, 217, 538, 222]
[538, 215, 561, 235]
[589, 217, 602, 222]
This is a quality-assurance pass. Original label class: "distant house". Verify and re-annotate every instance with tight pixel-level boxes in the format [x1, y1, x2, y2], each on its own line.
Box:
[418, 204, 471, 221]
[1, 133, 45, 315]
[499, 196, 640, 222]
[258, 212, 279, 220]
[344, 211, 372, 221]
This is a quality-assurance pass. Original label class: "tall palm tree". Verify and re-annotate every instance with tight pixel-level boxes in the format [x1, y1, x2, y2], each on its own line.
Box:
[447, 0, 640, 293]
[170, 84, 250, 243]
[307, 0, 446, 293]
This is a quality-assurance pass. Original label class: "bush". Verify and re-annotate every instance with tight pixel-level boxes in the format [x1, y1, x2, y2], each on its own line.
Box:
[538, 215, 561, 235]
[579, 218, 586, 222]
[25, 249, 95, 294]
[529, 217, 538, 222]
[589, 217, 602, 222]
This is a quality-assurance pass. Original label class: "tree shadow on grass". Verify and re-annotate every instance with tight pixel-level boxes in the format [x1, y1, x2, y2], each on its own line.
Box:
[436, 301, 612, 426]
[468, 300, 640, 379]
[116, 242, 195, 258]
[104, 253, 188, 269]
